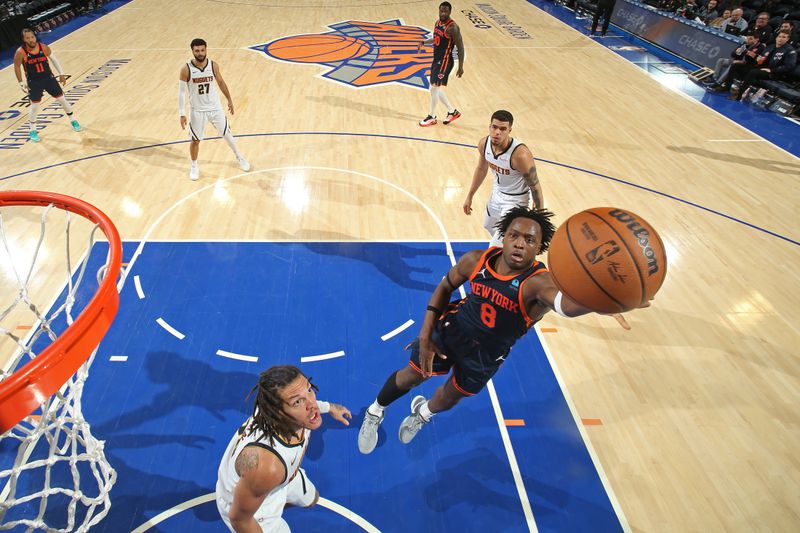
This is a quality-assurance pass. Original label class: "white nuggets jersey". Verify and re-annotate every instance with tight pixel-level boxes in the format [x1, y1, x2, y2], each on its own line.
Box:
[187, 59, 221, 112]
[216, 420, 310, 510]
[484, 137, 529, 196]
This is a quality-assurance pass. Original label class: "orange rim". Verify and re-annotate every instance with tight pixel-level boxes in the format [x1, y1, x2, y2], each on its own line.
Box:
[0, 191, 121, 434]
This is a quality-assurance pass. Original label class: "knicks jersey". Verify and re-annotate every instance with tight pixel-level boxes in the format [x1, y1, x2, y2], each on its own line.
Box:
[186, 59, 221, 112]
[432, 19, 455, 61]
[447, 247, 547, 355]
[216, 418, 310, 507]
[20, 44, 52, 81]
[485, 137, 529, 196]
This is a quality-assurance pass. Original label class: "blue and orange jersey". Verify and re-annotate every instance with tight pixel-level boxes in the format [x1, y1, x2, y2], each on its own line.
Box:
[20, 43, 53, 81]
[445, 248, 547, 355]
[432, 18, 455, 62]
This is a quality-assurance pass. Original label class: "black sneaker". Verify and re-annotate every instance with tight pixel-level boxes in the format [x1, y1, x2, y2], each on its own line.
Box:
[443, 109, 461, 125]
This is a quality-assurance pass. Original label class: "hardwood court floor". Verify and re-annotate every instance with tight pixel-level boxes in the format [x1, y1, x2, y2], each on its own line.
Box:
[1, 1, 799, 531]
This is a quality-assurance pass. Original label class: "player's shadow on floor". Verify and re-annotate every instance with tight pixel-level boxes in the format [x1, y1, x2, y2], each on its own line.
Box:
[91, 350, 253, 435]
[666, 145, 800, 172]
[300, 241, 450, 293]
[306, 95, 421, 122]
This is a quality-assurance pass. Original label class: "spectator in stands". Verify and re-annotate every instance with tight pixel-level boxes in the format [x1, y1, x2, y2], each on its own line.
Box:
[677, 0, 701, 21]
[705, 31, 765, 91]
[732, 30, 797, 100]
[709, 9, 731, 29]
[697, 0, 719, 24]
[591, 0, 617, 37]
[750, 12, 773, 44]
[721, 8, 748, 37]
[659, 0, 680, 12]
[772, 21, 798, 48]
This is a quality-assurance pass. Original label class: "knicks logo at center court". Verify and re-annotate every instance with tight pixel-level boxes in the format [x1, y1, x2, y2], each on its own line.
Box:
[250, 19, 436, 90]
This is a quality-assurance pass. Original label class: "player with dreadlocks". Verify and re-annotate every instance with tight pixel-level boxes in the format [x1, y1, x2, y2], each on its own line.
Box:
[358, 206, 641, 454]
[216, 365, 351, 532]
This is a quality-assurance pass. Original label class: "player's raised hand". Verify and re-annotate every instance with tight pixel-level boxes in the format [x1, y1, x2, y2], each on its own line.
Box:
[327, 403, 352, 426]
[419, 337, 446, 378]
[56, 74, 68, 86]
[180, 116, 187, 129]
[227, 99, 234, 115]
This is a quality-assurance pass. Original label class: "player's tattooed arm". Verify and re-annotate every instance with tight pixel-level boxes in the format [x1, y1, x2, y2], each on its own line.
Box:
[524, 164, 544, 209]
[514, 145, 544, 209]
[234, 446, 260, 477]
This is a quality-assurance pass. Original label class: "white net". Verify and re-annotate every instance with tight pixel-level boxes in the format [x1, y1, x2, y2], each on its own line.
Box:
[0, 201, 116, 532]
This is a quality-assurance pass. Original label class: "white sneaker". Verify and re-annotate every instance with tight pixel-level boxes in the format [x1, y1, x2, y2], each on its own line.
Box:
[398, 395, 428, 444]
[358, 409, 384, 454]
[189, 165, 199, 181]
[237, 156, 250, 172]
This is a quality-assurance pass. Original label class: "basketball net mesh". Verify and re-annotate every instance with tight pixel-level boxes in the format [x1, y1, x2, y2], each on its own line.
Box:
[0, 204, 116, 531]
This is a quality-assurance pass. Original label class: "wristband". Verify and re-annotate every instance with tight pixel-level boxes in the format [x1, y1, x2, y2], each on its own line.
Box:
[426, 305, 441, 315]
[554, 291, 568, 317]
[317, 401, 330, 414]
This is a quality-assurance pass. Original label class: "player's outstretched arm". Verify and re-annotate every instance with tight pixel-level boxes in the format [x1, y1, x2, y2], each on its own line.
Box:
[512, 145, 544, 209]
[523, 272, 593, 318]
[213, 62, 235, 115]
[229, 447, 284, 533]
[525, 272, 650, 322]
[464, 137, 490, 215]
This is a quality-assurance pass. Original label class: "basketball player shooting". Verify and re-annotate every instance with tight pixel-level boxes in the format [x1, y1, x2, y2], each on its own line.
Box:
[216, 366, 351, 532]
[417, 1, 464, 127]
[178, 38, 250, 181]
[13, 28, 80, 143]
[358, 206, 649, 454]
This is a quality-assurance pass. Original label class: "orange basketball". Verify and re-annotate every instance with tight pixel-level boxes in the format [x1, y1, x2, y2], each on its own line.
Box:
[547, 207, 667, 313]
[267, 34, 369, 63]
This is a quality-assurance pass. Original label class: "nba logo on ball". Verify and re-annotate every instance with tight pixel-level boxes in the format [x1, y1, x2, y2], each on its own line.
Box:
[547, 207, 667, 313]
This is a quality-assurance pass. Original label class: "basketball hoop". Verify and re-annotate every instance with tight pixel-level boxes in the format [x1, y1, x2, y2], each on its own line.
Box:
[0, 190, 121, 531]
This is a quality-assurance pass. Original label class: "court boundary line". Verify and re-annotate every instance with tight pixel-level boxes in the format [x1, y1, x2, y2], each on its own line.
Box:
[129, 493, 380, 533]
[116, 166, 538, 531]
[532, 324, 632, 533]
[2, 132, 796, 247]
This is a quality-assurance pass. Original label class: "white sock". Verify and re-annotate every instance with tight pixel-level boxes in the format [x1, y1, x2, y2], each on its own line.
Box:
[419, 401, 434, 422]
[429, 86, 439, 117]
[437, 88, 455, 114]
[191, 160, 198, 167]
[368, 400, 385, 417]
[55, 95, 73, 116]
[222, 128, 242, 158]
[29, 103, 40, 131]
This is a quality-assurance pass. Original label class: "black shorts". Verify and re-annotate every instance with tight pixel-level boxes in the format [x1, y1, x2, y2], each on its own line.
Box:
[407, 320, 506, 396]
[429, 56, 455, 86]
[28, 76, 63, 103]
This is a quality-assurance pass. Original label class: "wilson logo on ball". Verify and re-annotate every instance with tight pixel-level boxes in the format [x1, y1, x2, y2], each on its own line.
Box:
[607, 209, 660, 276]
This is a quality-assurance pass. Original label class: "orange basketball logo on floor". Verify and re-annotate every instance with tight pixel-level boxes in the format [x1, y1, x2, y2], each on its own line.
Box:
[250, 20, 436, 90]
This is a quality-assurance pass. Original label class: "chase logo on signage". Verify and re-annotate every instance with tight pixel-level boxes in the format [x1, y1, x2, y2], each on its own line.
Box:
[250, 20, 435, 90]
